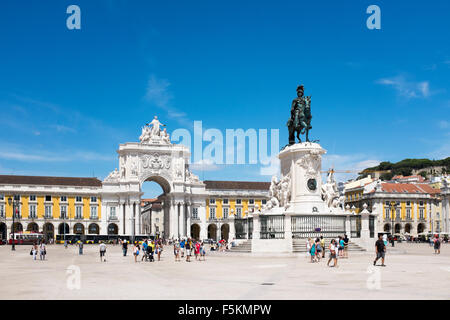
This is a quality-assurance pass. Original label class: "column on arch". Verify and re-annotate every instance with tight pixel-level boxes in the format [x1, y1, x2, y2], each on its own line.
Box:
[186, 202, 191, 238]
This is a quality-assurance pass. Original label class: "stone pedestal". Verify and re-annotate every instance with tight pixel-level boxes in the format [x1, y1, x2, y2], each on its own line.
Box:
[279, 142, 327, 215]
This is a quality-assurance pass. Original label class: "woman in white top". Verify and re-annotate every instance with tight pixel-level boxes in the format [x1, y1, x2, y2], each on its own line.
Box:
[39, 242, 46, 260]
[306, 238, 311, 258]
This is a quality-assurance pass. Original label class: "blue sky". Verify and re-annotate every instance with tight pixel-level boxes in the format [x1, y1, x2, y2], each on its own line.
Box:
[0, 0, 449, 197]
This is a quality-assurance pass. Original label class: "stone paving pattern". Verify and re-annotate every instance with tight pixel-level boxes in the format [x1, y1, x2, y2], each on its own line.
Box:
[0, 243, 449, 299]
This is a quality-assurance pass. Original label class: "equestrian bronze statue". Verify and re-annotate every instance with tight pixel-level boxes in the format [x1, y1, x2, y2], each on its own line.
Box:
[287, 84, 312, 145]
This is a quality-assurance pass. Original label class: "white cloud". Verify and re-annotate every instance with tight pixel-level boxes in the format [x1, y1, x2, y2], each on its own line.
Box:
[438, 120, 450, 129]
[50, 124, 76, 133]
[322, 154, 381, 182]
[377, 75, 432, 98]
[190, 158, 220, 171]
[144, 74, 191, 128]
[0, 144, 114, 163]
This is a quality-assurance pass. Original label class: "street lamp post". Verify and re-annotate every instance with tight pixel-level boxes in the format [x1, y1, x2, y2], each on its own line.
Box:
[389, 201, 397, 247]
[8, 196, 16, 251]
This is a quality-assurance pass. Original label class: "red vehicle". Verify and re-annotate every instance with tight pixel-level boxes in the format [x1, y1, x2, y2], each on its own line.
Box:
[9, 232, 44, 245]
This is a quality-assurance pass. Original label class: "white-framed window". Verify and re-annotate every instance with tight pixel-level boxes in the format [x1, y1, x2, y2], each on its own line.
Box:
[209, 207, 216, 219]
[223, 207, 229, 219]
[44, 205, 52, 218]
[249, 199, 254, 205]
[406, 208, 411, 220]
[109, 206, 116, 219]
[45, 195, 52, 202]
[0, 204, 5, 217]
[223, 198, 229, 205]
[90, 206, 98, 219]
[60, 205, 67, 219]
[60, 196, 67, 202]
[262, 199, 267, 205]
[0, 194, 3, 201]
[419, 200, 424, 206]
[419, 209, 424, 219]
[14, 194, 20, 201]
[75, 206, 83, 219]
[385, 208, 390, 219]
[236, 207, 242, 218]
[29, 204, 37, 218]
[406, 201, 410, 206]
[29, 195, 36, 201]
[90, 196, 97, 203]
[396, 209, 400, 219]
[192, 207, 198, 219]
[236, 199, 242, 205]
[385, 201, 389, 206]
[76, 196, 82, 202]
[209, 198, 216, 205]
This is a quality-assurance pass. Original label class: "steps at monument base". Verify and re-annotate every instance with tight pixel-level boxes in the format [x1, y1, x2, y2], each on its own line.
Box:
[292, 239, 366, 253]
[229, 240, 252, 252]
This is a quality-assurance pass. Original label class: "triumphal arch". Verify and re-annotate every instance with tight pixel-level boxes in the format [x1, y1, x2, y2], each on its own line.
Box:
[101, 116, 207, 240]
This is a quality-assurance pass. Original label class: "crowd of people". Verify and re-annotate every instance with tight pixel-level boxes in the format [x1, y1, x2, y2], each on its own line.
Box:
[306, 235, 349, 267]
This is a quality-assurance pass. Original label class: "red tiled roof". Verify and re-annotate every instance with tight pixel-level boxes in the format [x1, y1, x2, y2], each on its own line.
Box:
[204, 180, 270, 190]
[0, 175, 102, 187]
[381, 183, 440, 194]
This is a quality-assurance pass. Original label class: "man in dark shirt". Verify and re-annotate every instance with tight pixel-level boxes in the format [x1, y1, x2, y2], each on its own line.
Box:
[122, 240, 128, 256]
[374, 235, 386, 266]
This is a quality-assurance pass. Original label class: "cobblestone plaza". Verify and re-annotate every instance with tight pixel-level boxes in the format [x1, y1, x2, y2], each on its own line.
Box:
[1, 243, 449, 300]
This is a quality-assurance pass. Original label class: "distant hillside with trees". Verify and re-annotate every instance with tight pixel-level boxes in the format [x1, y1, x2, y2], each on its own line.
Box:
[359, 157, 450, 181]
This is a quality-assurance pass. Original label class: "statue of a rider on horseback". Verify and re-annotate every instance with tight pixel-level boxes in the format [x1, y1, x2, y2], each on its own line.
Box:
[287, 84, 312, 145]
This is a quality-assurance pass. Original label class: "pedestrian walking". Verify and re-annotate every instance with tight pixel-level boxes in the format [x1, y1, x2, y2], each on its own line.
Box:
[320, 236, 325, 258]
[64, 239, 68, 249]
[142, 240, 149, 261]
[433, 234, 441, 254]
[338, 236, 344, 257]
[306, 238, 311, 259]
[315, 238, 322, 262]
[174, 240, 181, 261]
[31, 242, 38, 260]
[310, 239, 317, 263]
[159, 241, 163, 260]
[39, 241, 47, 260]
[185, 238, 191, 262]
[200, 241, 206, 261]
[99, 241, 107, 262]
[327, 239, 337, 267]
[180, 238, 185, 258]
[78, 241, 83, 255]
[133, 242, 140, 262]
[343, 234, 349, 258]
[122, 240, 128, 256]
[195, 241, 201, 261]
[373, 234, 386, 266]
